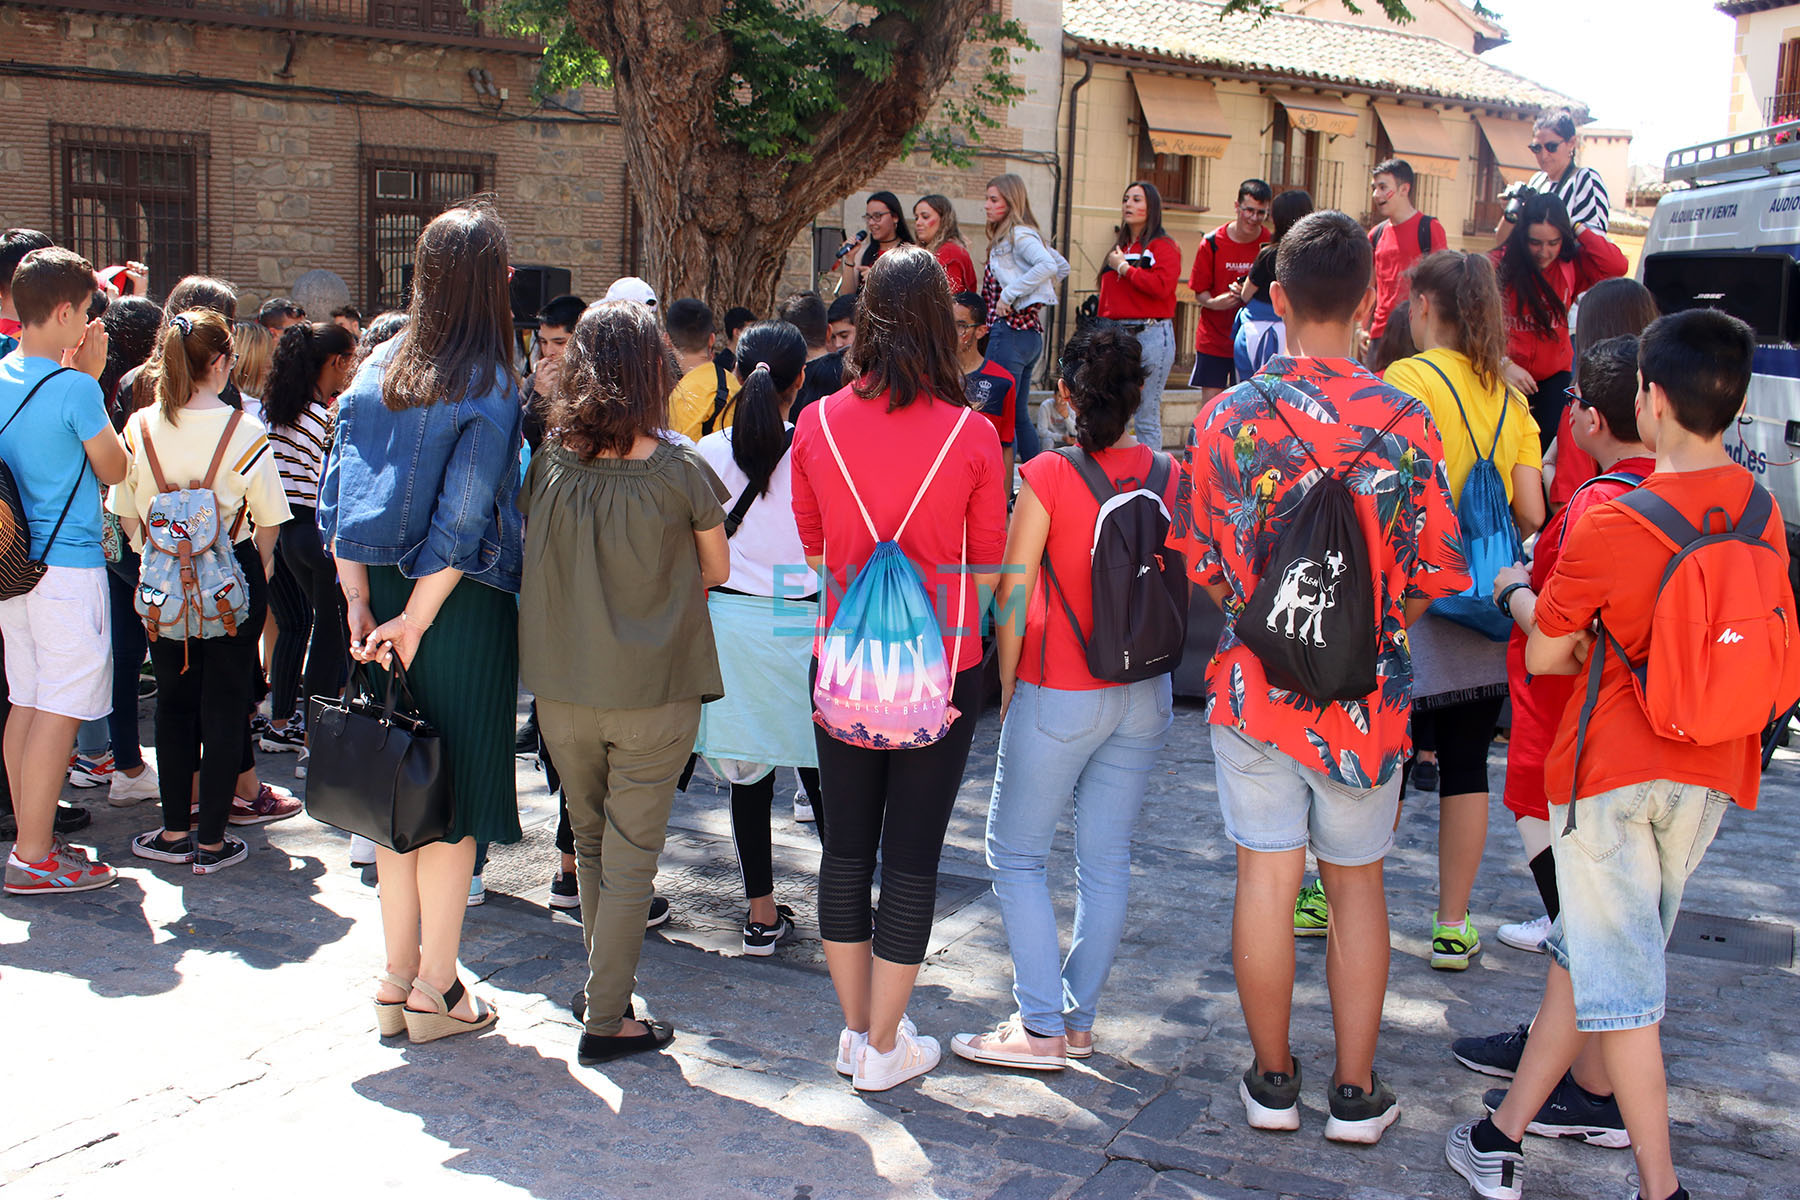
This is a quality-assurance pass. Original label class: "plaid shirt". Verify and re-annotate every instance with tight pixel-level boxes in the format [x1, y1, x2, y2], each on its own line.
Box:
[982, 266, 1041, 333]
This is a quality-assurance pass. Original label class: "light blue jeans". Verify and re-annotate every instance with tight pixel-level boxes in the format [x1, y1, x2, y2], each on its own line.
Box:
[1131, 319, 1176, 449]
[987, 322, 1043, 463]
[986, 676, 1172, 1035]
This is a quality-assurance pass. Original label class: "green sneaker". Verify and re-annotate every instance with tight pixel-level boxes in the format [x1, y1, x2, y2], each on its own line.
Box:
[1432, 911, 1481, 970]
[1294, 879, 1329, 937]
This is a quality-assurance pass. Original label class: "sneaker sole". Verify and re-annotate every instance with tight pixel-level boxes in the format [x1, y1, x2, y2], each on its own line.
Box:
[131, 843, 195, 864]
[193, 851, 248, 875]
[108, 792, 155, 807]
[256, 738, 303, 753]
[227, 808, 301, 827]
[1445, 1139, 1522, 1200]
[1480, 1098, 1630, 1148]
[1496, 932, 1548, 953]
[1324, 1102, 1400, 1144]
[1065, 1043, 1094, 1060]
[548, 896, 581, 910]
[852, 1056, 940, 1092]
[467, 893, 486, 907]
[949, 1038, 1066, 1070]
[1293, 924, 1328, 937]
[67, 774, 110, 788]
[645, 910, 671, 929]
[1238, 1078, 1301, 1131]
[4, 871, 118, 894]
[1452, 1051, 1518, 1079]
[1431, 949, 1477, 970]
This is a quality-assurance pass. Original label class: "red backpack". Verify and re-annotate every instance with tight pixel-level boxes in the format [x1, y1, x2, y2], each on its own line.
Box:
[1568, 483, 1800, 825]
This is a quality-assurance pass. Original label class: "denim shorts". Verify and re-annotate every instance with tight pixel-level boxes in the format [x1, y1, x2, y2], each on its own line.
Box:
[1545, 780, 1730, 1032]
[1210, 725, 1401, 866]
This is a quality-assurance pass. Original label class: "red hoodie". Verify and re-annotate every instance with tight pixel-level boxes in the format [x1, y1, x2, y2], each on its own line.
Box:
[1489, 227, 1627, 381]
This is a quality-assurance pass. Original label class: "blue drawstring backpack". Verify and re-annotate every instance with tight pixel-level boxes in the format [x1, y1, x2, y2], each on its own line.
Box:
[1420, 358, 1521, 641]
[812, 403, 970, 749]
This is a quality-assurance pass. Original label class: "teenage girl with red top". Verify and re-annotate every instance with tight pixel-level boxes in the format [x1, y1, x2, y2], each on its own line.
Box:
[1097, 181, 1180, 449]
[1489, 190, 1627, 449]
[913, 194, 978, 294]
[950, 323, 1181, 1073]
[790, 244, 1007, 1093]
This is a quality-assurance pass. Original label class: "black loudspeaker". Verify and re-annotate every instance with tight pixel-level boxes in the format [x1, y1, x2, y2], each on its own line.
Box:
[510, 265, 574, 329]
[1641, 251, 1797, 344]
[813, 226, 847, 279]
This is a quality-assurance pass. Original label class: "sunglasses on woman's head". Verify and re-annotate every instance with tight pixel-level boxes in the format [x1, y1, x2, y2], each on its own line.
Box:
[1529, 140, 1562, 155]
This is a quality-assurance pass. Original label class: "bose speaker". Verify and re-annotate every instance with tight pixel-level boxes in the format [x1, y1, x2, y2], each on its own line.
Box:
[1642, 251, 1797, 344]
[510, 265, 574, 329]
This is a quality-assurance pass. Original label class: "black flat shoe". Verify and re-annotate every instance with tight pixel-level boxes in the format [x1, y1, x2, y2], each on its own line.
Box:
[578, 1019, 675, 1065]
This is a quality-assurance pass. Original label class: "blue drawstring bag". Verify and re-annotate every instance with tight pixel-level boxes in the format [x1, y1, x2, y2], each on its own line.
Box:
[812, 404, 970, 749]
[1420, 359, 1521, 641]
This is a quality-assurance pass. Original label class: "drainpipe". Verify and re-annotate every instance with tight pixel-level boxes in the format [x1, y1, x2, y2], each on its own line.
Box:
[1054, 54, 1094, 386]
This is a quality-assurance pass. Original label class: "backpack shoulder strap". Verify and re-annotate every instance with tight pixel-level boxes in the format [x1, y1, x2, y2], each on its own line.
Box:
[893, 407, 973, 542]
[1557, 471, 1646, 550]
[201, 410, 245, 490]
[1, 366, 73, 439]
[1146, 450, 1174, 499]
[1416, 357, 1491, 461]
[1053, 446, 1118, 507]
[703, 365, 732, 436]
[1612, 487, 1702, 550]
[1371, 222, 1386, 250]
[1418, 215, 1436, 254]
[138, 422, 175, 494]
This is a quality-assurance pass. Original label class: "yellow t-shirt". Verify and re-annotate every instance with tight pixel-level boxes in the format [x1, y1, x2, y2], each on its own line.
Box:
[109, 403, 293, 547]
[1384, 348, 1541, 503]
[668, 362, 740, 443]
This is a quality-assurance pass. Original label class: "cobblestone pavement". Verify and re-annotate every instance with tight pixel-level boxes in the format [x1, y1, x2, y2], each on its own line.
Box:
[5, 695, 1797, 1200]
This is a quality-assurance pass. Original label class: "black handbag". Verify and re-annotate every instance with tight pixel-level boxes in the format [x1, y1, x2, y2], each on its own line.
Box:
[305, 662, 452, 853]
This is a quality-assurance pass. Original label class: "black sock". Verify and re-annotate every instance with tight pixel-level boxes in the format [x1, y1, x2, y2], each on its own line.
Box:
[1470, 1115, 1522, 1154]
[1573, 1079, 1613, 1106]
[1528, 848, 1561, 921]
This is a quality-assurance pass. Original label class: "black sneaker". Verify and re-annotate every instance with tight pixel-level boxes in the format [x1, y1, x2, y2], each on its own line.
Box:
[645, 895, 670, 929]
[548, 871, 580, 910]
[1412, 757, 1440, 792]
[1483, 1072, 1631, 1148]
[1453, 1023, 1530, 1078]
[1238, 1056, 1301, 1131]
[257, 724, 305, 753]
[53, 803, 91, 834]
[515, 713, 539, 756]
[192, 835, 249, 875]
[742, 904, 796, 956]
[137, 677, 157, 700]
[131, 830, 196, 863]
[1324, 1070, 1400, 1144]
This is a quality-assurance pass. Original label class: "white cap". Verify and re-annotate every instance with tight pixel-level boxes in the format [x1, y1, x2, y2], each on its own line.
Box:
[603, 276, 658, 309]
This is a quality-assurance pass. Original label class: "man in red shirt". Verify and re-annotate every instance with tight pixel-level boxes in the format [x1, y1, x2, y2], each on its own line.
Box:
[1188, 180, 1272, 403]
[1366, 159, 1447, 344]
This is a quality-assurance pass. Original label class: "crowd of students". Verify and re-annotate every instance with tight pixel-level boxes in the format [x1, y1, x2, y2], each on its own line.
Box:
[0, 113, 1790, 1199]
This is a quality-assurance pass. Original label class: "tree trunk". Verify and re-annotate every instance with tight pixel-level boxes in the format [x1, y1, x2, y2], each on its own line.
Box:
[567, 0, 990, 314]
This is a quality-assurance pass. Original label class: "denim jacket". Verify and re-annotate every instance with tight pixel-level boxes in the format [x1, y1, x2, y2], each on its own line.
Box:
[986, 225, 1064, 311]
[318, 339, 524, 594]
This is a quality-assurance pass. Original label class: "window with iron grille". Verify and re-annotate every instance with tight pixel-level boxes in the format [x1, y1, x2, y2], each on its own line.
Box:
[51, 126, 208, 300]
[1468, 136, 1507, 238]
[361, 146, 495, 312]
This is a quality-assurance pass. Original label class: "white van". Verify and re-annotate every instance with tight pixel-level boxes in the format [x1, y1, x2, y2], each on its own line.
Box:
[1644, 123, 1800, 534]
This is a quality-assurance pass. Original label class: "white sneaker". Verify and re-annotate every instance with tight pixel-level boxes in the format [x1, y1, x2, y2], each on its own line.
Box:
[295, 748, 309, 780]
[851, 1027, 941, 1092]
[793, 790, 815, 823]
[349, 834, 378, 868]
[836, 1015, 917, 1076]
[1497, 914, 1552, 953]
[467, 875, 486, 907]
[107, 761, 160, 807]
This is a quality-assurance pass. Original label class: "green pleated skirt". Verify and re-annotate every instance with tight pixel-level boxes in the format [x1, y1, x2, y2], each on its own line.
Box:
[366, 565, 522, 846]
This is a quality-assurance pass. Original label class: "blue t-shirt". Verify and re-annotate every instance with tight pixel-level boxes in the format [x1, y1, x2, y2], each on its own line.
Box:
[0, 351, 110, 568]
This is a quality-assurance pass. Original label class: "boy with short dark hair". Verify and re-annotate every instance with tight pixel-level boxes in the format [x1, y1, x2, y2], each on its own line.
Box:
[522, 293, 587, 453]
[1366, 158, 1446, 341]
[256, 296, 305, 332]
[780, 291, 843, 420]
[0, 247, 131, 896]
[952, 291, 1014, 480]
[716, 304, 756, 374]
[1184, 210, 1467, 1143]
[826, 293, 857, 354]
[329, 305, 362, 337]
[0, 228, 55, 355]
[665, 297, 739, 442]
[1187, 179, 1273, 402]
[1449, 310, 1800, 1200]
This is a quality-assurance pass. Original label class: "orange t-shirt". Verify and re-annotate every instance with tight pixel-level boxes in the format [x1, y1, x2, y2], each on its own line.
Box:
[1535, 465, 1789, 810]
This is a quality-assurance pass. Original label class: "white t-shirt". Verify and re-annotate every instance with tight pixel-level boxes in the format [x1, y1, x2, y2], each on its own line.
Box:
[695, 425, 817, 599]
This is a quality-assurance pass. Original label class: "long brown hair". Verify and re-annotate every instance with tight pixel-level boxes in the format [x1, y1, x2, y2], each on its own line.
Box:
[984, 173, 1041, 245]
[550, 300, 675, 460]
[147, 308, 234, 424]
[1574, 277, 1658, 358]
[1407, 250, 1508, 394]
[915, 194, 966, 252]
[849, 244, 967, 413]
[381, 202, 516, 411]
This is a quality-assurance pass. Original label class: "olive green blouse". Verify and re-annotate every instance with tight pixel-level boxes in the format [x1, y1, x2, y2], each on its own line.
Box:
[519, 440, 728, 710]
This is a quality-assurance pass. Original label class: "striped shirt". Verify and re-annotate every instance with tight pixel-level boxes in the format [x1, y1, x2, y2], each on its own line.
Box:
[270, 400, 332, 509]
[1528, 164, 1610, 233]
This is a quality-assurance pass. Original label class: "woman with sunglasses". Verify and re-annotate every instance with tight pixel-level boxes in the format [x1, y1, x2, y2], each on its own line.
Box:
[1519, 109, 1610, 235]
[836, 191, 914, 296]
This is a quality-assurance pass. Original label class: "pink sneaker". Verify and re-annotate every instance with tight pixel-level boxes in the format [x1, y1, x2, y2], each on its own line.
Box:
[229, 782, 303, 826]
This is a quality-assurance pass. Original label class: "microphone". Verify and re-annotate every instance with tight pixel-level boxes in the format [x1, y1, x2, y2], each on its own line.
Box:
[834, 230, 868, 261]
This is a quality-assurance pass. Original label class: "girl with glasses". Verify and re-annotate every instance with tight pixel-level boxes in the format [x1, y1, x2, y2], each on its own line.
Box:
[836, 190, 914, 296]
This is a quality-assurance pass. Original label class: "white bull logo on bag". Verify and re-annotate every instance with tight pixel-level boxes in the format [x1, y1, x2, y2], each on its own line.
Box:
[1265, 554, 1344, 649]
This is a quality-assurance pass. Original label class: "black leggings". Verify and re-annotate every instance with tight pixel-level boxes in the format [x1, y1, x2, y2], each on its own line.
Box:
[154, 541, 268, 845]
[731, 767, 822, 900]
[275, 507, 348, 715]
[1417, 694, 1506, 797]
[1530, 369, 1573, 453]
[265, 547, 310, 720]
[812, 663, 983, 965]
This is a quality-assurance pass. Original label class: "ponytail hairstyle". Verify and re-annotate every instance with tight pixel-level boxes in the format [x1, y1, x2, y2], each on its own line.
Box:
[729, 320, 808, 498]
[915, 194, 967, 251]
[147, 308, 234, 424]
[1057, 324, 1146, 454]
[1407, 250, 1508, 393]
[264, 320, 356, 430]
[1497, 190, 1578, 336]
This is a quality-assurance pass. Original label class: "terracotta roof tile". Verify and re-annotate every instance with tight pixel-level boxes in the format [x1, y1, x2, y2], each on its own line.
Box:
[1064, 0, 1584, 114]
